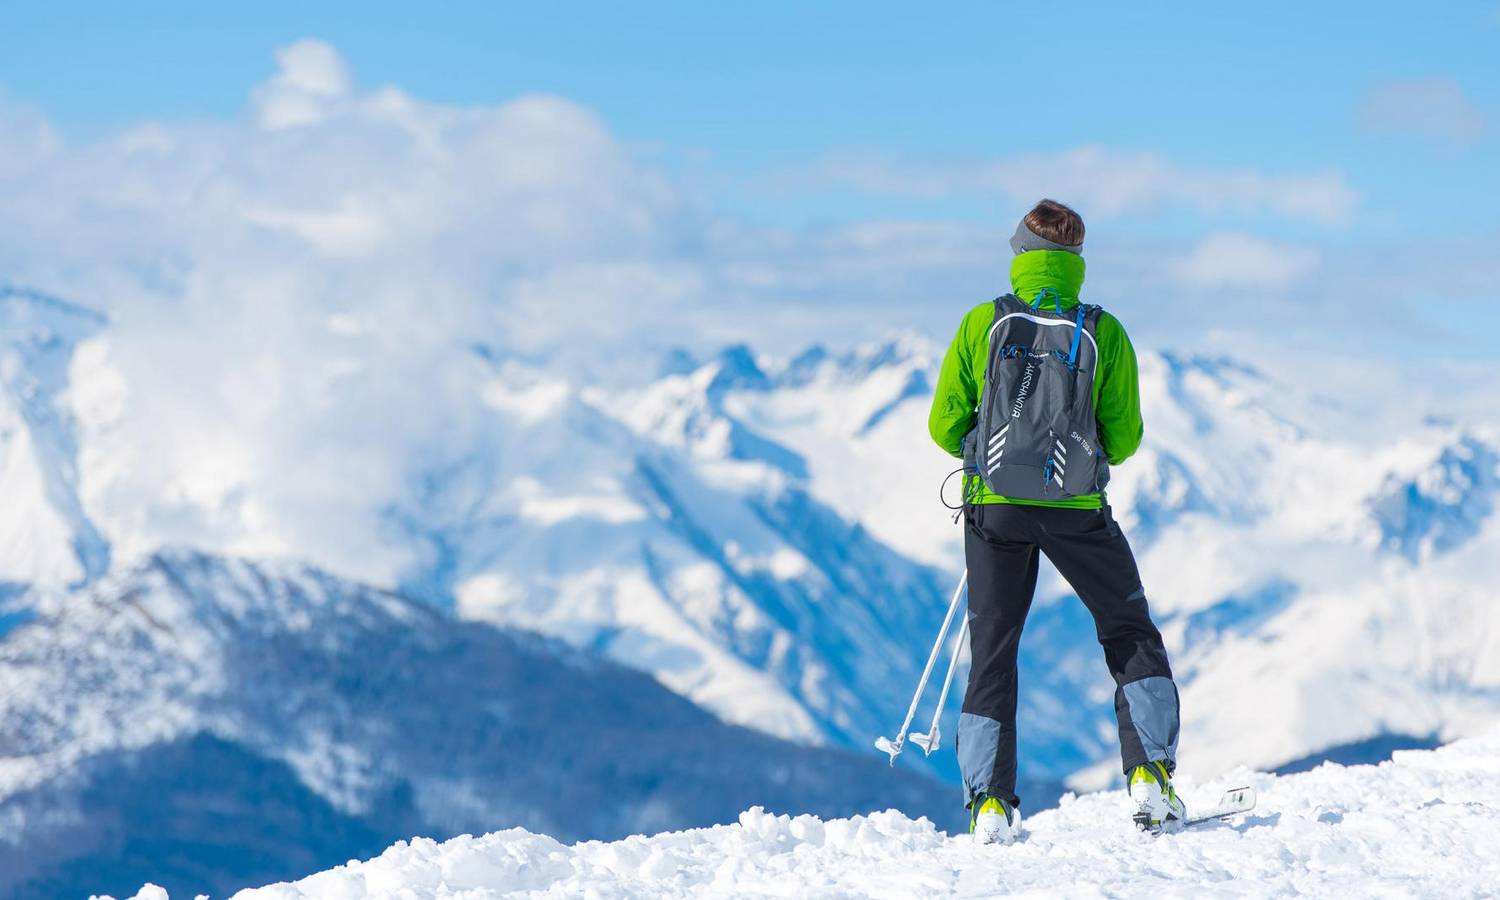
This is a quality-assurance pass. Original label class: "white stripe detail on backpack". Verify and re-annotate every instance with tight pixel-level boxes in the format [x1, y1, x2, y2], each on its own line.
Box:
[986, 424, 1010, 469]
[985, 313, 1100, 389]
[1050, 438, 1069, 484]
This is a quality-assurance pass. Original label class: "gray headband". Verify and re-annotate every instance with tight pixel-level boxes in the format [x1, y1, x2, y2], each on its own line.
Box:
[1009, 220, 1082, 256]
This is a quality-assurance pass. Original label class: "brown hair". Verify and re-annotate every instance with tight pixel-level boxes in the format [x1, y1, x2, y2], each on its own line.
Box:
[1023, 199, 1085, 247]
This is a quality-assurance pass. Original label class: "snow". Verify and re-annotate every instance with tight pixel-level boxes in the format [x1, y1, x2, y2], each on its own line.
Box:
[109, 727, 1499, 899]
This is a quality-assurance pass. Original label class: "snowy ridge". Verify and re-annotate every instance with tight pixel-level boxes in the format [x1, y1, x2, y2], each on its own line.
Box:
[0, 286, 109, 593]
[447, 345, 957, 763]
[0, 550, 952, 899]
[1368, 434, 1500, 563]
[117, 727, 1500, 899]
[619, 340, 1500, 786]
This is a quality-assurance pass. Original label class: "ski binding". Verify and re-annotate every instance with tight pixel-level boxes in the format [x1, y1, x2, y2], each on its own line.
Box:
[1185, 786, 1256, 827]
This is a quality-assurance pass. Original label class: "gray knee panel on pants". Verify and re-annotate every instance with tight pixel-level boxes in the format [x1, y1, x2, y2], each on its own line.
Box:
[1121, 675, 1179, 766]
[957, 712, 1002, 805]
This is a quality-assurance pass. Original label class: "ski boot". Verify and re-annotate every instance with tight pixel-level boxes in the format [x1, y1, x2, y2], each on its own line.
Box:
[970, 793, 1019, 845]
[1129, 760, 1185, 834]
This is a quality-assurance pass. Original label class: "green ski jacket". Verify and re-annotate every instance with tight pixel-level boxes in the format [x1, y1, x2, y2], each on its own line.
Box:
[927, 250, 1143, 508]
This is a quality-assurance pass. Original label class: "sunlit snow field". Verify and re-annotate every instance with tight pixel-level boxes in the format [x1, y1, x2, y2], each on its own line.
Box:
[107, 727, 1500, 899]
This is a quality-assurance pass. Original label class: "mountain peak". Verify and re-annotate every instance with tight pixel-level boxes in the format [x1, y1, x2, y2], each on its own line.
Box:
[1156, 349, 1266, 383]
[708, 343, 770, 394]
[771, 333, 935, 390]
[1369, 433, 1500, 563]
[0, 284, 109, 346]
[0, 284, 111, 590]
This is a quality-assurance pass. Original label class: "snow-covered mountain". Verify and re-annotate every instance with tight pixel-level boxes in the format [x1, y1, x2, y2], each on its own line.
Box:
[118, 726, 1500, 899]
[1074, 353, 1500, 787]
[0, 550, 952, 900]
[456, 337, 1500, 789]
[2, 287, 961, 780]
[4, 280, 1499, 819]
[0, 287, 110, 595]
[390, 344, 959, 769]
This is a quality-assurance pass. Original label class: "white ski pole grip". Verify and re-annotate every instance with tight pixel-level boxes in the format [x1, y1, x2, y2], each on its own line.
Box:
[875, 569, 968, 765]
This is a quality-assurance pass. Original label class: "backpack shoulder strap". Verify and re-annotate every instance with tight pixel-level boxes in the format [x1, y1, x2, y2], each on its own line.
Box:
[1076, 304, 1106, 370]
[992, 293, 1026, 318]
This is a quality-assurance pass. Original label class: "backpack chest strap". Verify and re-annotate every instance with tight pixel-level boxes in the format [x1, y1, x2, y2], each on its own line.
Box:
[995, 293, 1093, 371]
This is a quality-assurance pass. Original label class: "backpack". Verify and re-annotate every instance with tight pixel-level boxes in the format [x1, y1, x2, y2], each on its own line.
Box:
[963, 290, 1109, 501]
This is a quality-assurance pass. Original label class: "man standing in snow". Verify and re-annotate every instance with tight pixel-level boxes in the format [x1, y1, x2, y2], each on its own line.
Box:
[927, 200, 1183, 844]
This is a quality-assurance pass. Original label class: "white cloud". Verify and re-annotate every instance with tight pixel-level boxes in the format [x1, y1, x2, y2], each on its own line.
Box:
[0, 42, 706, 584]
[6, 42, 1007, 589]
[242, 196, 389, 256]
[0, 43, 986, 589]
[1359, 77, 1485, 146]
[0, 39, 1482, 591]
[1168, 233, 1320, 290]
[806, 147, 1358, 225]
[0, 91, 61, 177]
[2, 49, 687, 287]
[251, 38, 355, 129]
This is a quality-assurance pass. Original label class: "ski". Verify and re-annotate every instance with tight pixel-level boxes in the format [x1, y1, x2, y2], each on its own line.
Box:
[1183, 786, 1256, 828]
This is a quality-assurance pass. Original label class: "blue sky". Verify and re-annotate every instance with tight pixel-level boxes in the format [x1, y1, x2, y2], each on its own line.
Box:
[1, 1, 1498, 360]
[6, 1, 1496, 232]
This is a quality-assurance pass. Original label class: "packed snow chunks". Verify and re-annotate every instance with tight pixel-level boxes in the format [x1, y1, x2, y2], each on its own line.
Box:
[967, 293, 1108, 500]
[183, 729, 1500, 899]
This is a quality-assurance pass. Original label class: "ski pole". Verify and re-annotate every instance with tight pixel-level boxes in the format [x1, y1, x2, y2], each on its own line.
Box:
[909, 614, 968, 755]
[875, 569, 967, 765]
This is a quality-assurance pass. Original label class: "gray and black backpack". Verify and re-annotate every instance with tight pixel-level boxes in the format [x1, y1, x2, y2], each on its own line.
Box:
[964, 290, 1110, 501]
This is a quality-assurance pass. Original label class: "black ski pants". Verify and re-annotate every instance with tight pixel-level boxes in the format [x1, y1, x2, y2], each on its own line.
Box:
[955, 502, 1179, 810]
